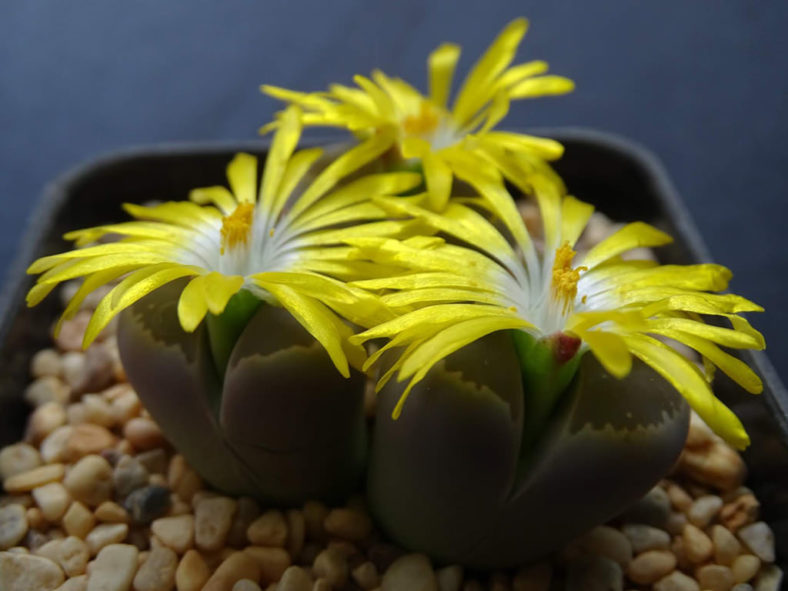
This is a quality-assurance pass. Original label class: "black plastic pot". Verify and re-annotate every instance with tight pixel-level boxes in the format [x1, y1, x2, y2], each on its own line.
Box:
[1, 130, 786, 567]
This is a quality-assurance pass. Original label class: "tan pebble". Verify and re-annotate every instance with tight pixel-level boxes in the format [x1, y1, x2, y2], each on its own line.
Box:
[108, 390, 142, 425]
[736, 521, 775, 563]
[56, 311, 92, 352]
[31, 349, 64, 379]
[67, 402, 89, 426]
[64, 455, 113, 506]
[368, 542, 404, 573]
[512, 562, 550, 591]
[41, 426, 75, 464]
[25, 376, 70, 406]
[0, 504, 29, 549]
[116, 440, 135, 456]
[626, 550, 676, 585]
[666, 511, 688, 535]
[563, 525, 633, 568]
[0, 443, 43, 480]
[66, 424, 117, 461]
[286, 509, 305, 558]
[151, 514, 194, 554]
[195, 496, 236, 552]
[324, 507, 372, 542]
[33, 482, 72, 522]
[86, 523, 129, 555]
[132, 545, 177, 591]
[382, 553, 438, 591]
[712, 524, 742, 565]
[28, 506, 49, 530]
[175, 549, 209, 591]
[113, 455, 150, 498]
[248, 510, 288, 547]
[665, 482, 694, 512]
[56, 574, 89, 591]
[0, 551, 65, 591]
[88, 543, 139, 591]
[147, 474, 167, 488]
[688, 495, 724, 528]
[354, 561, 381, 590]
[313, 578, 332, 591]
[696, 564, 734, 591]
[189, 490, 218, 508]
[81, 395, 115, 428]
[313, 546, 348, 588]
[167, 456, 201, 503]
[95, 502, 129, 523]
[686, 412, 715, 447]
[722, 486, 752, 504]
[680, 440, 746, 491]
[133, 449, 167, 476]
[754, 564, 783, 590]
[327, 539, 357, 558]
[6, 546, 29, 553]
[303, 501, 328, 542]
[202, 551, 262, 591]
[682, 523, 714, 563]
[621, 523, 670, 553]
[124, 418, 166, 451]
[653, 569, 700, 591]
[731, 554, 760, 583]
[61, 352, 87, 392]
[228, 497, 261, 548]
[27, 402, 68, 442]
[233, 579, 263, 591]
[36, 536, 90, 577]
[278, 565, 313, 591]
[4, 463, 65, 493]
[244, 546, 291, 584]
[64, 502, 96, 539]
[0, 494, 33, 508]
[168, 498, 191, 517]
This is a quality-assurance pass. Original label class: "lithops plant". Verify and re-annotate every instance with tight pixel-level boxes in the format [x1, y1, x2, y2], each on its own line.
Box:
[350, 173, 764, 565]
[26, 106, 422, 503]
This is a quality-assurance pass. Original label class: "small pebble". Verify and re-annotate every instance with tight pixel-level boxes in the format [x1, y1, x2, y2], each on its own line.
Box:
[324, 507, 373, 541]
[721, 494, 760, 531]
[737, 521, 775, 563]
[0, 504, 29, 549]
[302, 501, 328, 542]
[64, 455, 113, 506]
[151, 514, 194, 554]
[63, 501, 96, 539]
[94, 501, 129, 523]
[666, 512, 688, 536]
[27, 402, 67, 442]
[278, 565, 313, 591]
[36, 535, 90, 577]
[56, 574, 89, 591]
[30, 350, 63, 379]
[626, 550, 676, 585]
[243, 546, 291, 584]
[247, 510, 288, 547]
[313, 546, 349, 588]
[175, 549, 210, 591]
[754, 564, 783, 590]
[0, 443, 43, 481]
[40, 426, 74, 464]
[27, 506, 47, 529]
[566, 555, 622, 591]
[0, 551, 65, 591]
[285, 509, 305, 558]
[618, 487, 670, 528]
[3, 463, 65, 493]
[133, 449, 167, 476]
[696, 564, 735, 591]
[354, 560, 381, 590]
[233, 580, 263, 591]
[688, 495, 724, 527]
[653, 570, 700, 591]
[564, 525, 633, 568]
[665, 483, 693, 512]
[66, 424, 117, 461]
[167, 456, 201, 503]
[87, 543, 139, 591]
[132, 545, 177, 591]
[86, 523, 129, 556]
[712, 524, 742, 565]
[113, 456, 149, 498]
[732, 554, 760, 583]
[25, 376, 70, 406]
[33, 482, 71, 522]
[124, 418, 166, 451]
[621, 523, 670, 553]
[682, 523, 713, 563]
[194, 496, 236, 551]
[680, 440, 746, 491]
[382, 553, 438, 591]
[81, 395, 115, 428]
[202, 551, 261, 591]
[124, 486, 171, 524]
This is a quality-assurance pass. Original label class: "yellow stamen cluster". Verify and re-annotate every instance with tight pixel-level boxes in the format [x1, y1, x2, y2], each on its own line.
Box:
[220, 203, 255, 254]
[402, 101, 440, 137]
[551, 241, 587, 313]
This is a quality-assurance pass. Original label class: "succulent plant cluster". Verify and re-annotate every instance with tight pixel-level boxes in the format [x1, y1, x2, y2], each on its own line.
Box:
[26, 18, 764, 566]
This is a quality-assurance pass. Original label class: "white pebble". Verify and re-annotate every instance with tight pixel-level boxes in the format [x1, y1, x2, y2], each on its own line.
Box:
[30, 349, 63, 379]
[40, 426, 74, 464]
[63, 502, 96, 539]
[0, 551, 65, 591]
[33, 482, 71, 522]
[626, 550, 676, 585]
[151, 514, 194, 554]
[86, 523, 129, 556]
[653, 570, 700, 591]
[732, 554, 761, 583]
[696, 564, 734, 591]
[277, 565, 313, 591]
[381, 553, 438, 591]
[36, 536, 89, 577]
[87, 543, 139, 591]
[737, 521, 775, 563]
[27, 402, 67, 442]
[0, 443, 42, 481]
[132, 545, 177, 591]
[64, 455, 113, 507]
[621, 523, 670, 553]
[712, 524, 742, 565]
[688, 495, 724, 528]
[754, 565, 783, 590]
[0, 504, 29, 549]
[195, 496, 236, 552]
[566, 555, 622, 591]
[24, 376, 70, 406]
[313, 546, 349, 588]
[247, 510, 288, 547]
[564, 525, 633, 568]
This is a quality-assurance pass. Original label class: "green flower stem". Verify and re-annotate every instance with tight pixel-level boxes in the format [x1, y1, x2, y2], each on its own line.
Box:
[205, 289, 264, 378]
[512, 330, 583, 456]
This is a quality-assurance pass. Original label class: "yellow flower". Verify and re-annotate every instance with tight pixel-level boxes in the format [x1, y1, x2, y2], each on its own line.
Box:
[27, 106, 423, 377]
[348, 178, 764, 449]
[261, 18, 574, 211]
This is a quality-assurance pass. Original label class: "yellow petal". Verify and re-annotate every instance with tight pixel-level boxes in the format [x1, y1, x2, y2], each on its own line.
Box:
[582, 222, 673, 269]
[422, 152, 453, 211]
[270, 147, 324, 219]
[202, 272, 245, 315]
[561, 196, 595, 247]
[189, 186, 237, 215]
[509, 75, 575, 99]
[177, 275, 209, 333]
[574, 329, 632, 378]
[226, 153, 258, 205]
[428, 42, 461, 108]
[261, 106, 303, 211]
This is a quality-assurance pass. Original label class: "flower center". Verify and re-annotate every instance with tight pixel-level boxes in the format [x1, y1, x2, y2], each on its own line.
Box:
[551, 242, 587, 314]
[402, 101, 440, 137]
[220, 203, 255, 255]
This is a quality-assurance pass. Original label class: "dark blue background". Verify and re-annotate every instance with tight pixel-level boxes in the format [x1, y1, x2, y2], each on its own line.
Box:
[1, 2, 786, 380]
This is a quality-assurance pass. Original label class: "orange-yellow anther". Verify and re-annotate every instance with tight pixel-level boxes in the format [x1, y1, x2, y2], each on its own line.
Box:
[551, 242, 587, 313]
[402, 101, 440, 137]
[220, 203, 254, 255]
